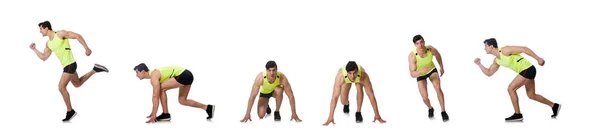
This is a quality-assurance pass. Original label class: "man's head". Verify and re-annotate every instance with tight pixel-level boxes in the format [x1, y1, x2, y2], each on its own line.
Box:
[133, 63, 150, 80]
[265, 60, 278, 79]
[413, 34, 425, 51]
[38, 21, 52, 36]
[483, 38, 498, 54]
[345, 61, 359, 81]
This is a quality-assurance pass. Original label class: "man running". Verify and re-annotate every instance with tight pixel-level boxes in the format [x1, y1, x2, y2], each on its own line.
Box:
[407, 35, 450, 122]
[240, 61, 302, 122]
[474, 38, 561, 121]
[323, 61, 386, 126]
[133, 63, 215, 123]
[30, 21, 109, 122]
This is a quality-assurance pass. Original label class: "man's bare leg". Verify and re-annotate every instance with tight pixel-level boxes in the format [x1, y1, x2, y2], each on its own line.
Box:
[70, 64, 109, 87]
[273, 87, 284, 121]
[505, 75, 527, 121]
[257, 97, 269, 119]
[59, 73, 77, 122]
[417, 79, 433, 118]
[524, 79, 561, 118]
[429, 72, 449, 121]
[340, 83, 352, 114]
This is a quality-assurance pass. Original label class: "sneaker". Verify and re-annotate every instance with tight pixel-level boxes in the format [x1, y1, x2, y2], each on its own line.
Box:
[266, 105, 272, 115]
[274, 111, 281, 121]
[206, 104, 215, 120]
[441, 111, 449, 122]
[428, 108, 434, 119]
[505, 113, 523, 122]
[62, 109, 77, 122]
[93, 64, 109, 72]
[355, 112, 363, 123]
[551, 103, 561, 118]
[343, 104, 350, 114]
[156, 113, 171, 121]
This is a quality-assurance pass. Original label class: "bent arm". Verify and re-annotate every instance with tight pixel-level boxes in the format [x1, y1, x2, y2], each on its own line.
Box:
[33, 43, 52, 61]
[503, 46, 542, 60]
[58, 30, 90, 50]
[478, 60, 500, 77]
[245, 73, 262, 116]
[408, 53, 422, 78]
[281, 74, 298, 115]
[431, 47, 445, 70]
[361, 72, 381, 116]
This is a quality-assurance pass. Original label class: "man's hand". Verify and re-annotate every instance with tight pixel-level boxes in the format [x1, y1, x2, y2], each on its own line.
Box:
[29, 43, 36, 50]
[240, 114, 252, 122]
[322, 117, 335, 126]
[474, 58, 481, 65]
[85, 48, 92, 56]
[290, 113, 302, 122]
[146, 115, 157, 123]
[537, 58, 545, 66]
[439, 67, 445, 77]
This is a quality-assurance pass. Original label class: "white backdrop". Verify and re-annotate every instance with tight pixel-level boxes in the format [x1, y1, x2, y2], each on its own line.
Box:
[1, 0, 598, 137]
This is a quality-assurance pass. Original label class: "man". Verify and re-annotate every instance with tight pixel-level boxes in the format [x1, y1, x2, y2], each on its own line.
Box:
[474, 38, 561, 121]
[407, 35, 450, 122]
[30, 21, 109, 122]
[240, 61, 302, 122]
[323, 61, 386, 126]
[133, 63, 216, 123]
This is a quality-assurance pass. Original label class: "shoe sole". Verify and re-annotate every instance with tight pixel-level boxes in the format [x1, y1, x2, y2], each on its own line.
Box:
[505, 118, 524, 122]
[157, 118, 171, 121]
[208, 105, 216, 120]
[94, 64, 109, 72]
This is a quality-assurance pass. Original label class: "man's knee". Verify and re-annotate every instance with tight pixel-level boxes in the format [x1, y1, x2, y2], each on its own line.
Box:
[58, 86, 68, 92]
[178, 98, 187, 105]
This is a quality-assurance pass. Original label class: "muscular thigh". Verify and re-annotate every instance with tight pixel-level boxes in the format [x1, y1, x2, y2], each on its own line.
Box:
[161, 78, 184, 90]
[341, 83, 352, 95]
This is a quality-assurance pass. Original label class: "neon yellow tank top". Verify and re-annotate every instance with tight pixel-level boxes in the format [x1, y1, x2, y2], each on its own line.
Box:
[150, 66, 186, 83]
[47, 32, 75, 67]
[342, 64, 362, 84]
[495, 47, 533, 73]
[260, 71, 281, 94]
[413, 46, 436, 76]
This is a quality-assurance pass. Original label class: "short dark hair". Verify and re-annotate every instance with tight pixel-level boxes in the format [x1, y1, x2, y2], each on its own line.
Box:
[265, 60, 277, 69]
[38, 21, 52, 30]
[134, 63, 149, 72]
[346, 61, 358, 72]
[413, 34, 424, 43]
[484, 38, 498, 48]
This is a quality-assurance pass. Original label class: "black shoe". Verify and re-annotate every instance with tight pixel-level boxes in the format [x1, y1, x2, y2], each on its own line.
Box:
[441, 111, 449, 122]
[62, 109, 77, 122]
[206, 104, 215, 120]
[156, 113, 171, 121]
[93, 64, 109, 72]
[266, 105, 272, 115]
[343, 104, 350, 114]
[551, 103, 561, 118]
[428, 108, 434, 119]
[505, 113, 523, 122]
[355, 112, 363, 123]
[274, 111, 281, 121]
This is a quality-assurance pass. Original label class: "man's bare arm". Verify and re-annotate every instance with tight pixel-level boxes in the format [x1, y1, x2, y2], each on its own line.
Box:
[244, 73, 263, 116]
[280, 73, 298, 115]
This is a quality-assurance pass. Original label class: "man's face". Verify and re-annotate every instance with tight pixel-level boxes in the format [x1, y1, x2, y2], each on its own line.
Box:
[266, 67, 277, 79]
[484, 43, 493, 54]
[415, 39, 425, 51]
[347, 70, 357, 81]
[39, 26, 48, 36]
[136, 70, 145, 80]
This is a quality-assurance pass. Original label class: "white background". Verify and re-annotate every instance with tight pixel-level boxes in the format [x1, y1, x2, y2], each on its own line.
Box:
[1, 0, 598, 137]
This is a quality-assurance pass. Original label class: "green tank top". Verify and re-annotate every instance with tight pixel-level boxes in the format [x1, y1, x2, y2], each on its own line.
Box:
[260, 71, 281, 94]
[495, 47, 533, 73]
[413, 46, 436, 76]
[47, 32, 75, 67]
[342, 64, 362, 84]
[149, 66, 186, 83]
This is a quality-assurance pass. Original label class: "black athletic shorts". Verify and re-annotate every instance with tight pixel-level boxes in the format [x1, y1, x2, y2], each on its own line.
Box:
[63, 62, 77, 74]
[518, 66, 536, 80]
[174, 69, 194, 85]
[416, 68, 437, 81]
[259, 91, 274, 98]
